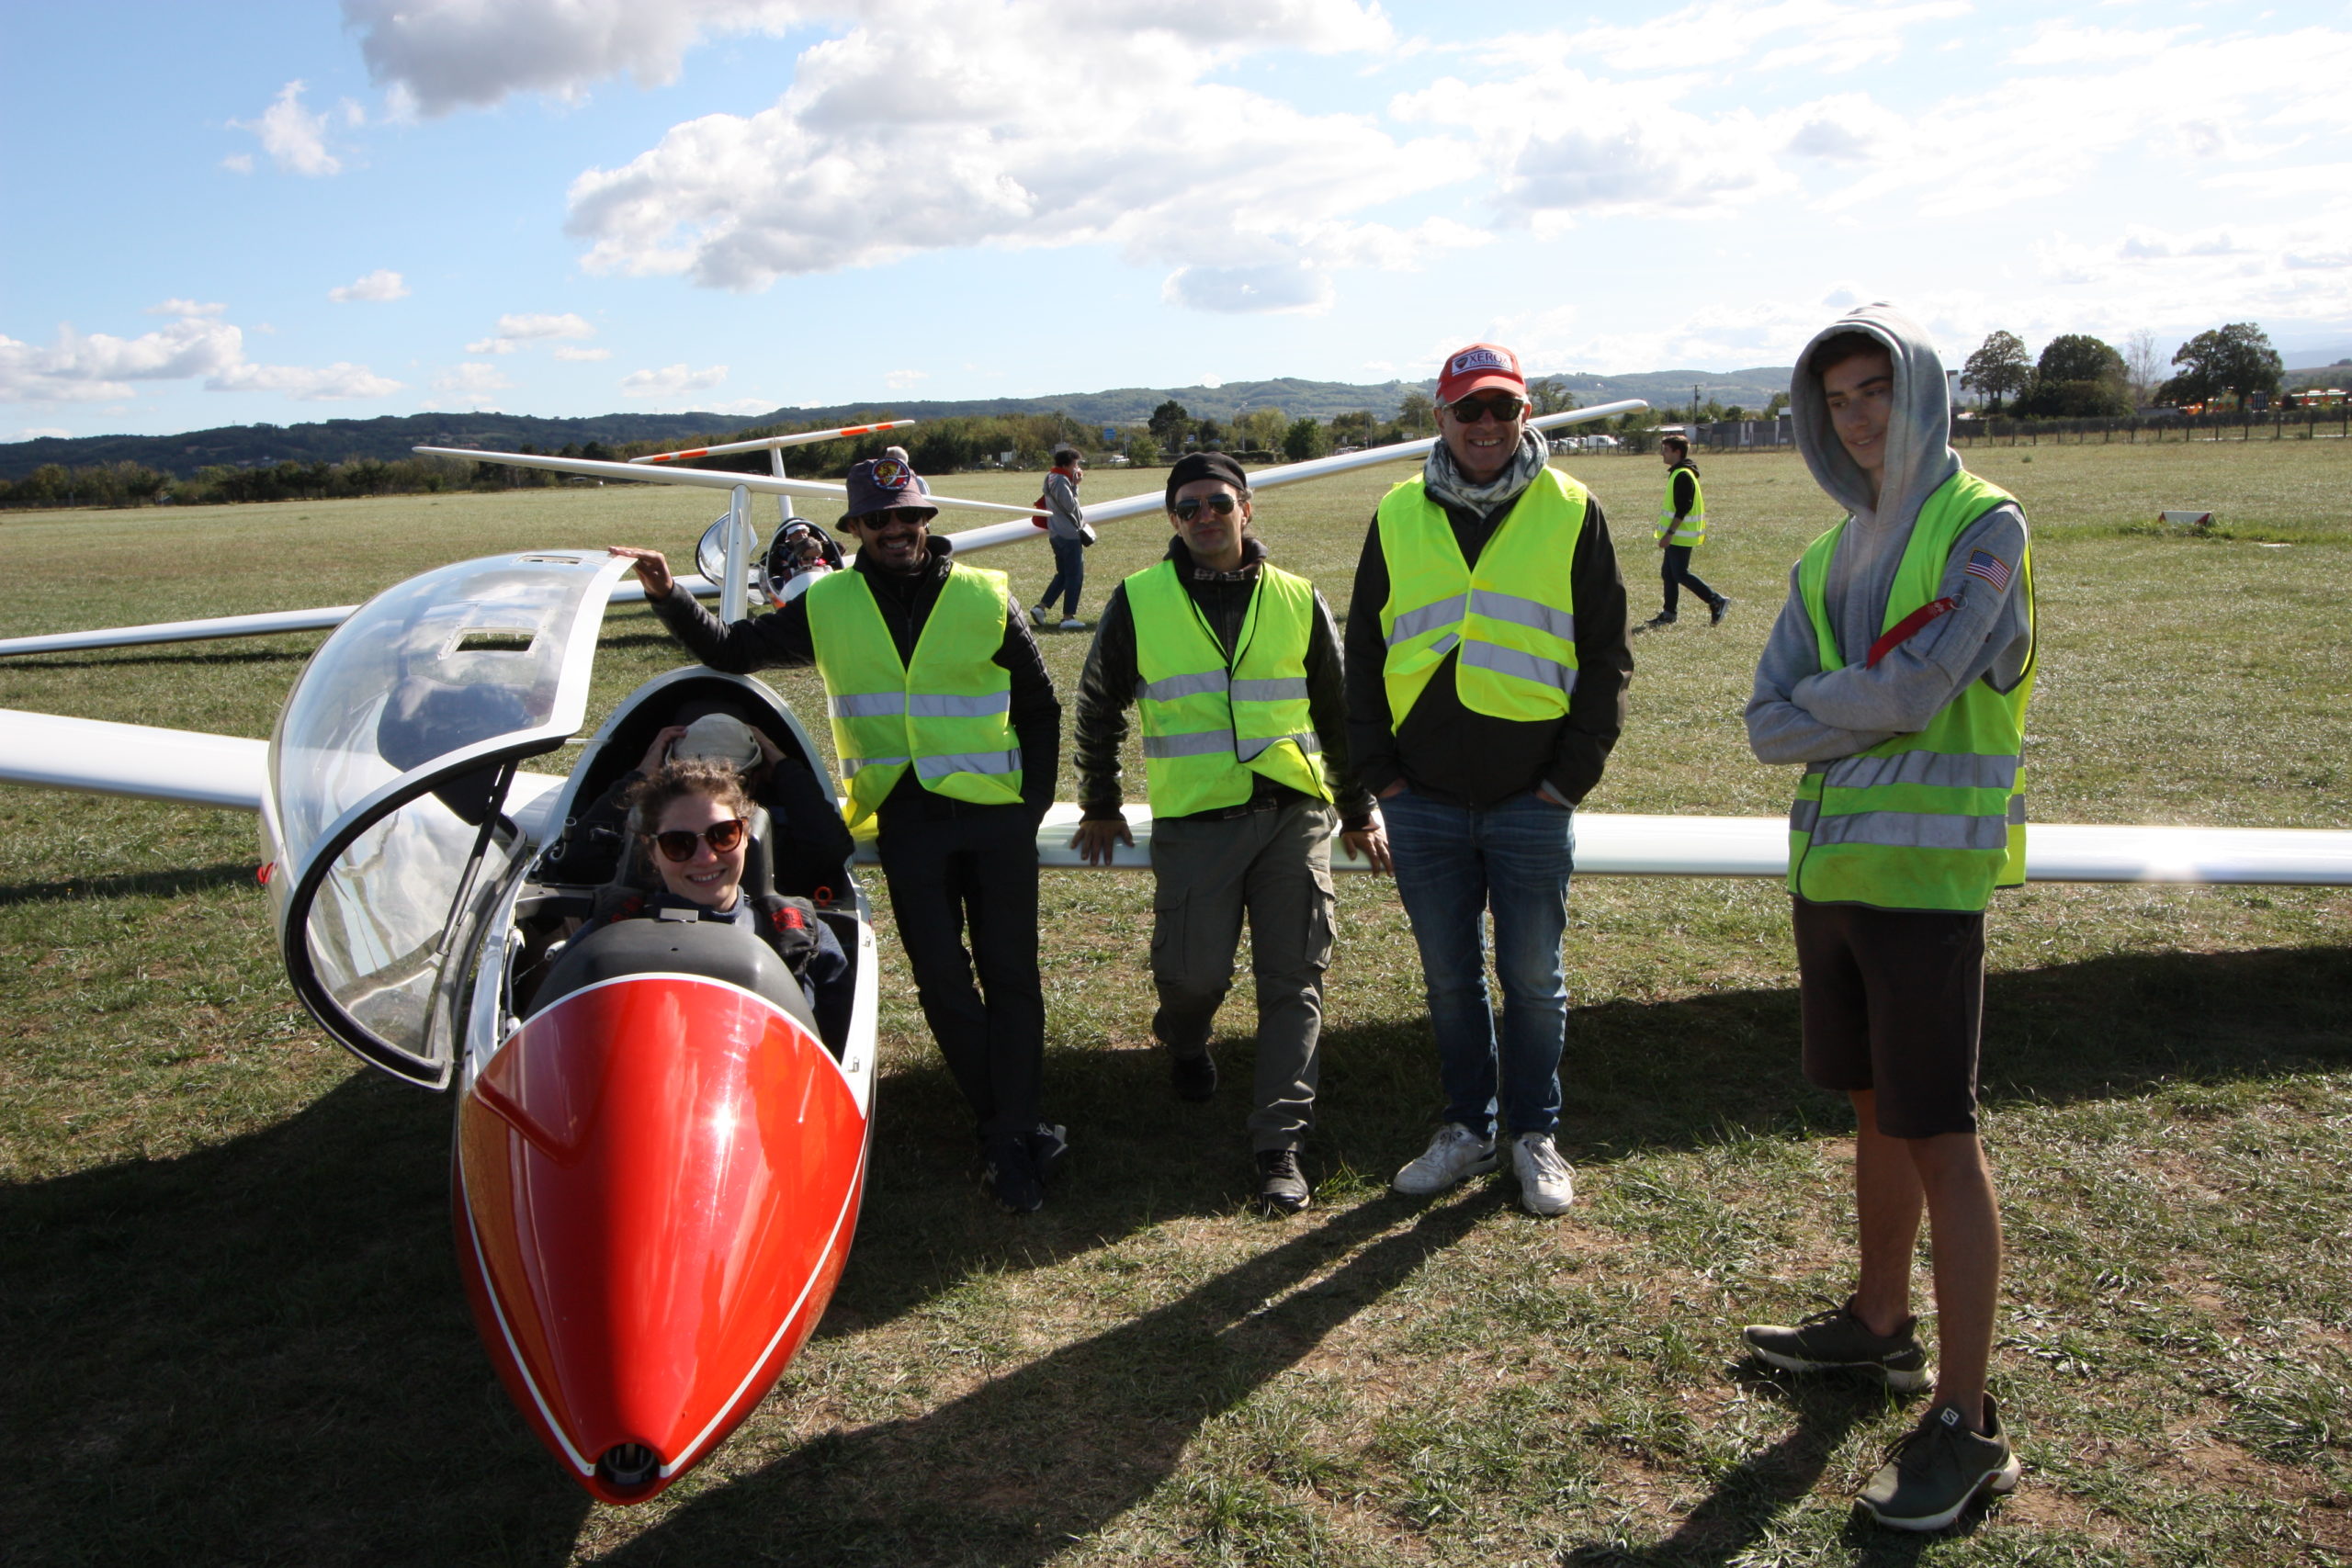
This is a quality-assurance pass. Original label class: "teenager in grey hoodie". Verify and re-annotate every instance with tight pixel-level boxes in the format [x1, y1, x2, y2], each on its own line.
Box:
[1739, 304, 2033, 1532]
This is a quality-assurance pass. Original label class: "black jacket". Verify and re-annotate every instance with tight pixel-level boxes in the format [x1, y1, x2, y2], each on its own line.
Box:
[1668, 460, 1700, 525]
[1342, 480, 1632, 809]
[650, 539, 1062, 822]
[1073, 536, 1373, 830]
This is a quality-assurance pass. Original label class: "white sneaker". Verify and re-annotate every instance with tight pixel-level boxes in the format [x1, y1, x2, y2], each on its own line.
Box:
[1027, 604, 1047, 628]
[1392, 1122, 1498, 1196]
[1510, 1132, 1575, 1216]
[1058, 616, 1085, 631]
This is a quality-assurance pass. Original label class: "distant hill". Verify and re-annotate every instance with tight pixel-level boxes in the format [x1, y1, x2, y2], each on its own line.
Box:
[0, 367, 1795, 481]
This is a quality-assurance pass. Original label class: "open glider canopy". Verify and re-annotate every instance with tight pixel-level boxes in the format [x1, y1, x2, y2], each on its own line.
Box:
[266, 550, 628, 1088]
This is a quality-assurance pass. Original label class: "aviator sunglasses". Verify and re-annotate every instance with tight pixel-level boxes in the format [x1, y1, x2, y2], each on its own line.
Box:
[1444, 392, 1529, 423]
[1171, 494, 1242, 520]
[646, 818, 748, 862]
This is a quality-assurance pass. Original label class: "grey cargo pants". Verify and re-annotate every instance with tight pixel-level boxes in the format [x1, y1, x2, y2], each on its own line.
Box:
[1148, 795, 1338, 1152]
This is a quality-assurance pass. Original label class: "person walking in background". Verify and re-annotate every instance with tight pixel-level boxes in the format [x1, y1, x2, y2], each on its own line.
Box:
[607, 456, 1067, 1215]
[1343, 342, 1633, 1217]
[1032, 446, 1093, 630]
[1069, 451, 1386, 1216]
[1740, 304, 2035, 1531]
[883, 445, 931, 494]
[1646, 434, 1729, 629]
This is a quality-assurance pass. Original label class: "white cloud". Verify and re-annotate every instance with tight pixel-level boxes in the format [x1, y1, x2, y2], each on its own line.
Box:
[1464, 0, 1966, 79]
[466, 311, 597, 354]
[883, 368, 928, 389]
[330, 268, 410, 302]
[1163, 263, 1335, 314]
[230, 81, 345, 175]
[208, 361, 406, 400]
[345, 0, 829, 115]
[561, 1, 1446, 313]
[149, 298, 228, 317]
[432, 362, 514, 408]
[2007, 21, 2194, 66]
[0, 309, 401, 404]
[553, 344, 613, 361]
[220, 153, 254, 174]
[16, 427, 73, 440]
[619, 363, 729, 400]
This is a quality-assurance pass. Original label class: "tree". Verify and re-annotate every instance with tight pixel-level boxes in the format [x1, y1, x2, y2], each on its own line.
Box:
[1526, 377, 1577, 416]
[1194, 418, 1225, 450]
[2121, 329, 2164, 408]
[1148, 399, 1193, 453]
[2159, 322, 2283, 410]
[1282, 416, 1329, 463]
[1126, 430, 1162, 467]
[1962, 331, 2031, 413]
[2018, 333, 2131, 418]
[1396, 390, 1434, 434]
[1766, 390, 1791, 417]
[1235, 407, 1289, 454]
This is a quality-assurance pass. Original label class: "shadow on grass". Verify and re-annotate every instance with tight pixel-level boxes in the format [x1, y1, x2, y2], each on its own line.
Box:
[0, 1072, 593, 1568]
[600, 1191, 1498, 1566]
[0, 861, 259, 908]
[0, 643, 319, 670]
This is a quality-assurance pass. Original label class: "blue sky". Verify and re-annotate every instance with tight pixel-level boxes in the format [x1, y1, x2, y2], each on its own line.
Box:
[6, 0, 2349, 439]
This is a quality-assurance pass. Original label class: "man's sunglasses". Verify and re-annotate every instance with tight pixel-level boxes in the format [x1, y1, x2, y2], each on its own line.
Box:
[1444, 393, 1528, 423]
[1171, 494, 1241, 520]
[646, 818, 747, 863]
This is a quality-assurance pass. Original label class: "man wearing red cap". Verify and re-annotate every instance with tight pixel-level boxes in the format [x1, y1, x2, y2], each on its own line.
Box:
[1343, 343, 1632, 1216]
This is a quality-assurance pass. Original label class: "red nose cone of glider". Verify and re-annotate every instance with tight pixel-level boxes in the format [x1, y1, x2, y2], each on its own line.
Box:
[454, 976, 867, 1504]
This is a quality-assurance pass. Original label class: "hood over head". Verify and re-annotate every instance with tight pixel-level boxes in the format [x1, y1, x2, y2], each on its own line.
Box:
[1791, 302, 1959, 533]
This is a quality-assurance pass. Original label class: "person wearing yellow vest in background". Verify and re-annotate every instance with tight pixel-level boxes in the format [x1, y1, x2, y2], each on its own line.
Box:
[1342, 343, 1633, 1218]
[1742, 306, 2035, 1532]
[608, 456, 1067, 1214]
[1069, 452, 1385, 1216]
[1645, 433, 1730, 629]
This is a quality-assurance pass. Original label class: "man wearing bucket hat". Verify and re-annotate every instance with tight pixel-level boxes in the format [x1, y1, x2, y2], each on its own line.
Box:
[609, 455, 1067, 1213]
[1342, 342, 1632, 1217]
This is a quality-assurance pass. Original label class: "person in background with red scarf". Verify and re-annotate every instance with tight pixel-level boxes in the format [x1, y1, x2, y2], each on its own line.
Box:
[1031, 446, 1093, 630]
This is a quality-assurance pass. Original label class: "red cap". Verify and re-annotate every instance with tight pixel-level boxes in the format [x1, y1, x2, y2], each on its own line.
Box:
[1435, 342, 1526, 405]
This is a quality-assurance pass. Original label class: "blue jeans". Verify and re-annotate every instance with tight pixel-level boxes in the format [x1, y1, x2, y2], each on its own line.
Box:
[1040, 536, 1086, 617]
[1383, 788, 1575, 1138]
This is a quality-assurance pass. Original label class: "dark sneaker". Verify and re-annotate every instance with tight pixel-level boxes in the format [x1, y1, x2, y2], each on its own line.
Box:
[1859, 1395, 2022, 1531]
[1643, 612, 1679, 630]
[1170, 1049, 1218, 1102]
[1710, 595, 1732, 626]
[1255, 1148, 1311, 1215]
[980, 1134, 1043, 1214]
[1025, 1122, 1069, 1183]
[1742, 1299, 1930, 1390]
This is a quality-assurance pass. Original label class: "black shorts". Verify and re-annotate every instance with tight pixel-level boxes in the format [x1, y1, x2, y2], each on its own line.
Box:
[1791, 897, 1985, 1139]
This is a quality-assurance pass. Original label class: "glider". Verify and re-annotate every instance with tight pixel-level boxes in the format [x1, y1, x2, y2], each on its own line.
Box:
[6, 400, 2349, 1509]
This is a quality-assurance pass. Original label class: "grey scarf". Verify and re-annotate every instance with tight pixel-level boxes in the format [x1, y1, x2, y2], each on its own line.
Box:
[1422, 426, 1549, 515]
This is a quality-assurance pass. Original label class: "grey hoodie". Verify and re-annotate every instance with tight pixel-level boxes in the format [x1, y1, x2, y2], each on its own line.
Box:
[1746, 304, 2031, 765]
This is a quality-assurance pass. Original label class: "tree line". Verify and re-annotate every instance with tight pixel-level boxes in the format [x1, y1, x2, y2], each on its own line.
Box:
[1960, 321, 2292, 418]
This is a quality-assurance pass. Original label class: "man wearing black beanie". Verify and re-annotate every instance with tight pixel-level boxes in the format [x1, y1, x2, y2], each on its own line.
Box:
[1069, 450, 1384, 1215]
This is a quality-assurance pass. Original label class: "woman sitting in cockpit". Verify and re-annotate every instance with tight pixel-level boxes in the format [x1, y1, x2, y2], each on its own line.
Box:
[602, 759, 851, 1027]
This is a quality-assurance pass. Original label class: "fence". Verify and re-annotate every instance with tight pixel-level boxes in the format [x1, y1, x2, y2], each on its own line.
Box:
[1953, 409, 2352, 446]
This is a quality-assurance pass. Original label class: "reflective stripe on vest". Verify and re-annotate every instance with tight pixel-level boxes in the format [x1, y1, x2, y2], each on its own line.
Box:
[806, 562, 1023, 825]
[1657, 465, 1706, 547]
[1127, 559, 1331, 816]
[1786, 468, 2035, 912]
[1375, 468, 1587, 727]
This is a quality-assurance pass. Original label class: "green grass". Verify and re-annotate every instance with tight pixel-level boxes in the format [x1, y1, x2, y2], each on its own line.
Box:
[3, 441, 2350, 1565]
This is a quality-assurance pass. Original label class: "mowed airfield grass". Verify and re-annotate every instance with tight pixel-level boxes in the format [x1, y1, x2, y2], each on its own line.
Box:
[1, 436, 2347, 1567]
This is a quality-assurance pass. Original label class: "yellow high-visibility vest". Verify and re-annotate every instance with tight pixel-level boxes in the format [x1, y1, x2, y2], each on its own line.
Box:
[1787, 470, 2036, 912]
[1127, 559, 1330, 816]
[1375, 468, 1586, 727]
[806, 563, 1023, 826]
[1657, 464, 1706, 547]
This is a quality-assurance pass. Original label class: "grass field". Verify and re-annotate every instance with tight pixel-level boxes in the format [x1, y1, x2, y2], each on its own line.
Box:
[2, 440, 2347, 1566]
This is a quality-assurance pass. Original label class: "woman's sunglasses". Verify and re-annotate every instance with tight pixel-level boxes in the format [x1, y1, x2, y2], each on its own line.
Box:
[646, 818, 747, 863]
[1171, 494, 1241, 520]
[1444, 393, 1528, 423]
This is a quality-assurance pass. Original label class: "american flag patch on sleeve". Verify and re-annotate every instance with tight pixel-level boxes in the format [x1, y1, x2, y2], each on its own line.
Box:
[1963, 550, 2012, 592]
